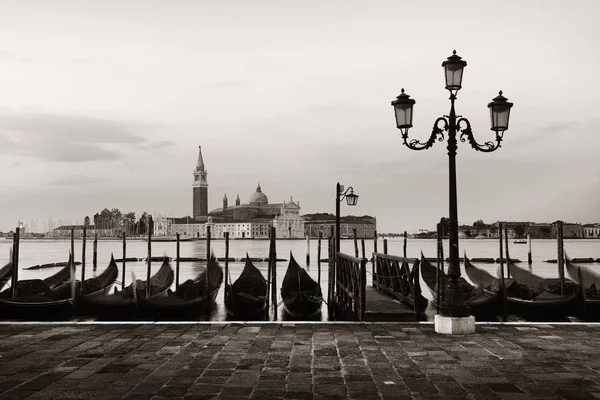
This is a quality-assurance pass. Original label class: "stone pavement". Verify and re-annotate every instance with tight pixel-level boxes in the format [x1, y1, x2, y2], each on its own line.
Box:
[1, 323, 600, 400]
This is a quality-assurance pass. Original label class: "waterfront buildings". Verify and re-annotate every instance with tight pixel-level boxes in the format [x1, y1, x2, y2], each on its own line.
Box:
[167, 147, 305, 239]
[582, 223, 600, 238]
[302, 213, 377, 239]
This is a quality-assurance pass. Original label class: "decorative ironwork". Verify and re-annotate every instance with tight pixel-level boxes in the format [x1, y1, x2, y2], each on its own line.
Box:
[458, 118, 503, 153]
[402, 117, 448, 151]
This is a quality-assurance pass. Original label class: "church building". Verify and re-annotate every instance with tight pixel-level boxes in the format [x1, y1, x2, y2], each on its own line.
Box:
[166, 146, 305, 239]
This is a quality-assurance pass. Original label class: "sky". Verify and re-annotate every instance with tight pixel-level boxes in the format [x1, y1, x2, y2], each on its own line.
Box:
[0, 0, 599, 234]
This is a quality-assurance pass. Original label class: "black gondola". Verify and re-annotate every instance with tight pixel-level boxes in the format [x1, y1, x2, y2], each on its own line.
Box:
[0, 254, 77, 320]
[280, 253, 323, 318]
[78, 254, 119, 300]
[224, 255, 267, 319]
[420, 253, 500, 320]
[139, 255, 224, 319]
[83, 257, 174, 319]
[501, 259, 580, 320]
[565, 254, 600, 320]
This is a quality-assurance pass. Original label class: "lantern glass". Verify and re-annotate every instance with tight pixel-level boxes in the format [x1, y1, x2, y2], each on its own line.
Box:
[488, 91, 514, 132]
[442, 50, 467, 91]
[394, 103, 413, 129]
[391, 88, 415, 129]
[444, 64, 464, 90]
[346, 192, 358, 206]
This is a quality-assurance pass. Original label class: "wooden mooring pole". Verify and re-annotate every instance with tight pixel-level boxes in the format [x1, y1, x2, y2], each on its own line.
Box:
[206, 226, 211, 314]
[265, 230, 272, 320]
[504, 227, 511, 278]
[436, 223, 442, 314]
[70, 228, 75, 264]
[11, 227, 20, 299]
[403, 231, 407, 258]
[499, 222, 507, 322]
[306, 235, 310, 266]
[122, 231, 126, 290]
[317, 232, 322, 286]
[70, 228, 76, 299]
[353, 228, 358, 258]
[360, 238, 365, 260]
[527, 233, 532, 266]
[146, 216, 152, 298]
[383, 239, 388, 255]
[81, 226, 87, 294]
[224, 232, 230, 303]
[175, 233, 180, 289]
[558, 221, 565, 295]
[93, 232, 98, 271]
[271, 227, 277, 320]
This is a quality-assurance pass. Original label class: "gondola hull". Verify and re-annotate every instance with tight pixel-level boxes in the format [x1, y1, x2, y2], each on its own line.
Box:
[224, 292, 267, 319]
[224, 257, 267, 319]
[505, 293, 580, 321]
[565, 257, 600, 321]
[421, 255, 500, 321]
[138, 257, 224, 320]
[0, 296, 76, 320]
[138, 288, 221, 320]
[280, 254, 323, 319]
[282, 292, 323, 318]
[505, 261, 580, 321]
[83, 260, 174, 319]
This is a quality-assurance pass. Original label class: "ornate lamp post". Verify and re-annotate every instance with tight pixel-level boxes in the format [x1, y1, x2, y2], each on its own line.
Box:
[335, 183, 358, 255]
[391, 50, 513, 331]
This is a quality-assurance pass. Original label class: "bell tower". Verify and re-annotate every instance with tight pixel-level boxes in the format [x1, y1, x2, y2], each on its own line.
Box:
[193, 146, 208, 218]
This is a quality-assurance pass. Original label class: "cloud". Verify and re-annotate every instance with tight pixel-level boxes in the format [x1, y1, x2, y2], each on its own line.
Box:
[0, 111, 158, 163]
[138, 140, 175, 151]
[0, 50, 31, 64]
[49, 175, 106, 186]
[42, 142, 124, 163]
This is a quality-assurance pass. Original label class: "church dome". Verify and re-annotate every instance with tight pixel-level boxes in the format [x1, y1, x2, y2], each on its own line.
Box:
[249, 183, 268, 206]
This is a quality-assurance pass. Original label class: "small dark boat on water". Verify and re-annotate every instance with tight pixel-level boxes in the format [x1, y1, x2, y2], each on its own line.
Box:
[83, 257, 174, 319]
[139, 255, 224, 319]
[225, 255, 267, 319]
[500, 259, 579, 320]
[565, 254, 600, 320]
[0, 254, 77, 320]
[280, 253, 323, 318]
[420, 253, 500, 320]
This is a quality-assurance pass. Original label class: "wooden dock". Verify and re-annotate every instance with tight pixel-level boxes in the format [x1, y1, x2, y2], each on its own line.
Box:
[362, 286, 418, 321]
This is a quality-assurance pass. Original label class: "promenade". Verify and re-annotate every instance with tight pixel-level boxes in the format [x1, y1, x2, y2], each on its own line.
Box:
[0, 322, 599, 400]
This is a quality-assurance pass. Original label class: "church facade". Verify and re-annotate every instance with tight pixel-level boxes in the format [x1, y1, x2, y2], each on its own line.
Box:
[166, 147, 305, 239]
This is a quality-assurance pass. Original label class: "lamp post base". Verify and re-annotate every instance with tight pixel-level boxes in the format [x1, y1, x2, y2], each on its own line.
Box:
[434, 314, 476, 335]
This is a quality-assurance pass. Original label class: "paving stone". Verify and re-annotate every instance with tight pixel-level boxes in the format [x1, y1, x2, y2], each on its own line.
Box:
[7, 323, 600, 399]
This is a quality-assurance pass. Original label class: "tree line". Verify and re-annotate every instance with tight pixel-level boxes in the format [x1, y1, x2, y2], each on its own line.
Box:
[84, 208, 154, 235]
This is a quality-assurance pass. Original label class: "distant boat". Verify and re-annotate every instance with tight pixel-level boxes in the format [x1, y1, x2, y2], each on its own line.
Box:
[513, 239, 527, 244]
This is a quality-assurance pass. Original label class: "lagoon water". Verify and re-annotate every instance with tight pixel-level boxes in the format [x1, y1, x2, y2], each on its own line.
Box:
[1, 237, 598, 321]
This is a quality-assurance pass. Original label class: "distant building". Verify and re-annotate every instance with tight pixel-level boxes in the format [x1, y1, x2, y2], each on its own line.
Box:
[302, 213, 377, 239]
[551, 221, 583, 238]
[168, 146, 305, 239]
[583, 223, 600, 238]
[47, 225, 115, 238]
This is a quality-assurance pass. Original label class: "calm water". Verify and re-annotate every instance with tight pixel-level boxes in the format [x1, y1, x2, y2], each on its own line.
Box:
[1, 237, 598, 321]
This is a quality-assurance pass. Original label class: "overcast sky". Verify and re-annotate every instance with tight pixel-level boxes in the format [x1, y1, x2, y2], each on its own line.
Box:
[1, 0, 599, 233]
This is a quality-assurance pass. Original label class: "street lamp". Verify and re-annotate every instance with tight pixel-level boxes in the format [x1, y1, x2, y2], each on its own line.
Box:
[391, 50, 513, 329]
[335, 183, 358, 255]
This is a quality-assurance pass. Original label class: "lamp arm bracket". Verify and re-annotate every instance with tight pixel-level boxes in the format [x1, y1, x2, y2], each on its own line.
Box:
[458, 117, 503, 153]
[339, 186, 355, 202]
[403, 117, 448, 151]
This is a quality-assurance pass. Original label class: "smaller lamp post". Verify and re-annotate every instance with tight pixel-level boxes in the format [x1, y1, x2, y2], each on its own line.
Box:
[335, 183, 358, 255]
